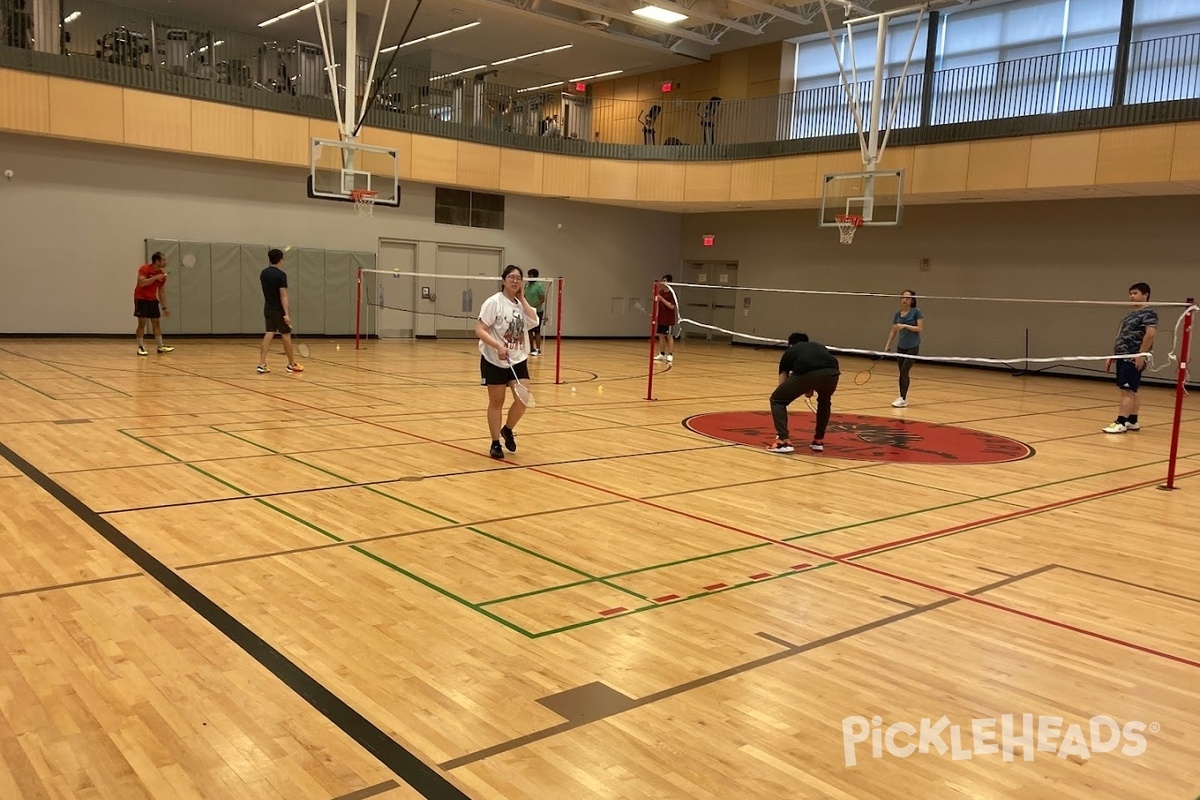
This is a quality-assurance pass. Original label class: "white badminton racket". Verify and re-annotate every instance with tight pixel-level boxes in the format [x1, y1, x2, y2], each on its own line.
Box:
[507, 359, 534, 407]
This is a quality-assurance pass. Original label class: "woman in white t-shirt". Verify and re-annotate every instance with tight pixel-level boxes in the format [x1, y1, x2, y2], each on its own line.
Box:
[475, 264, 540, 459]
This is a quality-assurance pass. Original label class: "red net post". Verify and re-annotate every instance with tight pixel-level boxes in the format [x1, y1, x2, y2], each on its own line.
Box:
[554, 277, 564, 385]
[1163, 298, 1196, 490]
[646, 280, 661, 401]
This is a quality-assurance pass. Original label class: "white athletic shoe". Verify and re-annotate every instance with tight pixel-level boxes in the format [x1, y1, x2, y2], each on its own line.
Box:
[1102, 422, 1127, 434]
[666, 354, 673, 362]
[1124, 421, 1140, 431]
[655, 354, 667, 361]
[891, 397, 908, 408]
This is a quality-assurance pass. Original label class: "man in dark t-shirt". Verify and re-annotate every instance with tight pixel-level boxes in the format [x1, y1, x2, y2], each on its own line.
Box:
[768, 332, 840, 454]
[256, 248, 303, 374]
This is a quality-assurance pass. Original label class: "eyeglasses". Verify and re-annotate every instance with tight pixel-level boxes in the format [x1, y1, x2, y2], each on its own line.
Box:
[504, 275, 523, 281]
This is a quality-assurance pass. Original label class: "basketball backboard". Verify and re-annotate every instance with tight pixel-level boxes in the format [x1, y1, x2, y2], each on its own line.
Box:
[308, 138, 401, 207]
[819, 169, 904, 227]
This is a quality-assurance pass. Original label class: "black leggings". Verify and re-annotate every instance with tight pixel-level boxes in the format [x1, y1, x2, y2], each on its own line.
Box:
[897, 346, 919, 398]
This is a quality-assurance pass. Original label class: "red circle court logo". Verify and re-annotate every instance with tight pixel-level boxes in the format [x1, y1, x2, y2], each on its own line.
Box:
[683, 411, 1034, 464]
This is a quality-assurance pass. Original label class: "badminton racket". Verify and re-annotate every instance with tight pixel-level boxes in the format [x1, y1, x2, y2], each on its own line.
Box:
[507, 359, 534, 407]
[633, 302, 682, 339]
[291, 318, 310, 358]
[855, 353, 882, 386]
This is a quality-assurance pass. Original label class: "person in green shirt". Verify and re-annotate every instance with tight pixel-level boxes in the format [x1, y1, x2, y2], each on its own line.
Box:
[525, 268, 548, 355]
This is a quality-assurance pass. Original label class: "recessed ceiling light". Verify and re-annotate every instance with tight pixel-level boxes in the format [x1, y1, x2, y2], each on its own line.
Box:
[631, 5, 688, 24]
[380, 20, 480, 53]
[63, 11, 81, 23]
[492, 43, 572, 66]
[430, 64, 487, 81]
[259, 0, 325, 28]
[518, 81, 566, 93]
[568, 69, 623, 82]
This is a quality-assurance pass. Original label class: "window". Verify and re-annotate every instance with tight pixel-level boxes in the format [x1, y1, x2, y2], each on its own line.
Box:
[931, 0, 1121, 122]
[790, 15, 929, 138]
[1127, 0, 1200, 103]
[435, 188, 504, 230]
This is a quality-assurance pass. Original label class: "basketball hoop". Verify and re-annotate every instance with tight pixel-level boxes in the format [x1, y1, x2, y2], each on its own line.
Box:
[350, 189, 378, 218]
[834, 214, 863, 244]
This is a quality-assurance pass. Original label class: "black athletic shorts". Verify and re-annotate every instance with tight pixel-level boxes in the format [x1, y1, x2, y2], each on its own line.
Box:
[530, 311, 544, 335]
[481, 356, 530, 386]
[1115, 358, 1143, 392]
[265, 308, 291, 334]
[134, 299, 161, 319]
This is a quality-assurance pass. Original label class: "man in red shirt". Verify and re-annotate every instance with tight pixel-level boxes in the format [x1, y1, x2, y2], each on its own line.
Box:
[134, 252, 173, 355]
[653, 274, 677, 363]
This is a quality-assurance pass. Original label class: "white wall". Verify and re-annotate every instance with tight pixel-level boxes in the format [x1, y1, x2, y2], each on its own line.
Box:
[0, 132, 680, 335]
[679, 198, 1199, 375]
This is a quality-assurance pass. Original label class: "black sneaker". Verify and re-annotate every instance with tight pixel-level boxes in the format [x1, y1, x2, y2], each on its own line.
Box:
[490, 441, 504, 459]
[500, 425, 517, 452]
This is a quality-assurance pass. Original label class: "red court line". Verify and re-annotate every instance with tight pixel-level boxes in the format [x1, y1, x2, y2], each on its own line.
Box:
[537, 465, 1200, 669]
[835, 467, 1200, 560]
[161, 363, 1200, 669]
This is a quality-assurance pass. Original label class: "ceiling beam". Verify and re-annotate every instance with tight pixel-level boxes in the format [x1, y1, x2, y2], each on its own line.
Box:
[731, 0, 817, 25]
[546, 0, 722, 44]
[644, 0, 764, 35]
[470, 0, 698, 53]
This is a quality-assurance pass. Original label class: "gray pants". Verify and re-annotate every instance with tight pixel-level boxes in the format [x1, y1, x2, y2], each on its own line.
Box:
[770, 370, 839, 441]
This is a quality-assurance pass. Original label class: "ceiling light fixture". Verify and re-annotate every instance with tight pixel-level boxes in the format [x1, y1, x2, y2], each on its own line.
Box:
[568, 69, 623, 82]
[491, 43, 572, 66]
[430, 64, 487, 81]
[631, 5, 688, 24]
[63, 11, 81, 23]
[380, 20, 481, 53]
[259, 0, 325, 29]
[518, 81, 566, 93]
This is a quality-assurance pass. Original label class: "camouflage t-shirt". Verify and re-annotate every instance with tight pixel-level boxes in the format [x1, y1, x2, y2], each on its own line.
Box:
[1113, 307, 1158, 355]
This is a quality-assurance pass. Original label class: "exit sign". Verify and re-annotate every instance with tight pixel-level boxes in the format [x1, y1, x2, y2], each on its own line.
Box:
[662, 81, 673, 92]
[575, 82, 586, 92]
[702, 234, 715, 247]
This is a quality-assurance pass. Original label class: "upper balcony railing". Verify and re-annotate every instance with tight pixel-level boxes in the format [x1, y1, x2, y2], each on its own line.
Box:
[2, 0, 1198, 161]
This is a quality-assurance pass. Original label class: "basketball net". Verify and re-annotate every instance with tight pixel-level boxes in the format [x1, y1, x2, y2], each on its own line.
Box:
[835, 214, 863, 244]
[351, 189, 378, 218]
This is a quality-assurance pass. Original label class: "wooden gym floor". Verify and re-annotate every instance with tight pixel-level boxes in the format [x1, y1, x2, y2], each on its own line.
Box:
[0, 337, 1197, 800]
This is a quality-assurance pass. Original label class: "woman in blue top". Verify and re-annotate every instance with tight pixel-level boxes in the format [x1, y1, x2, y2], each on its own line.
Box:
[883, 290, 923, 408]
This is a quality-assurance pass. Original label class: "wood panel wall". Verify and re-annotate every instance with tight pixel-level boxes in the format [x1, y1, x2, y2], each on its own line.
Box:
[2, 68, 1199, 209]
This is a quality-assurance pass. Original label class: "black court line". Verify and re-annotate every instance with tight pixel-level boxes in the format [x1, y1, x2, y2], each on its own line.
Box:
[439, 565, 1056, 770]
[95, 440, 736, 515]
[0, 572, 143, 599]
[1050, 565, 1200, 606]
[0, 439, 470, 800]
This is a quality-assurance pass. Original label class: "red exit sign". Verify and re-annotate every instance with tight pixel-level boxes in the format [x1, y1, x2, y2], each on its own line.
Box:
[662, 81, 673, 92]
[575, 82, 586, 92]
[702, 234, 715, 247]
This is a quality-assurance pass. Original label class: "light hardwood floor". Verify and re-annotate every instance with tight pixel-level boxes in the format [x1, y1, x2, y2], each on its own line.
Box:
[0, 337, 1197, 800]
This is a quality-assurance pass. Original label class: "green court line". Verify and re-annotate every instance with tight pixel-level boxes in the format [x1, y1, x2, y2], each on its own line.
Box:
[527, 561, 838, 638]
[461, 449, 1200, 611]
[118, 428, 540, 638]
[212, 427, 649, 603]
[116, 427, 1200, 638]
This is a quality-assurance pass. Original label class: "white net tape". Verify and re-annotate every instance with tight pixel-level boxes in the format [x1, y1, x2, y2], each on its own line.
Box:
[661, 278, 1196, 376]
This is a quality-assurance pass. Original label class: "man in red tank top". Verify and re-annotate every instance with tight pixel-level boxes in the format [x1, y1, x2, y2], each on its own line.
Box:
[134, 252, 173, 355]
[653, 274, 677, 363]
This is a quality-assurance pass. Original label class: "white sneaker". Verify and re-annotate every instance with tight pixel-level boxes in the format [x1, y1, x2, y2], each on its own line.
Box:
[891, 397, 908, 408]
[1102, 422, 1126, 434]
[666, 354, 673, 362]
[1124, 421, 1140, 431]
[655, 354, 667, 361]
